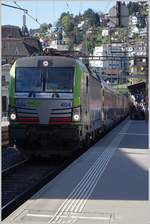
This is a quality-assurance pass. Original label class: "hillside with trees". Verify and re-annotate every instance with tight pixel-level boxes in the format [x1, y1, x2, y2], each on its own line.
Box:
[32, 1, 148, 53]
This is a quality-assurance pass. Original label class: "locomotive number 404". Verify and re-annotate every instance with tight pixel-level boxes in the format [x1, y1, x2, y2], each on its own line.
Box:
[61, 102, 72, 107]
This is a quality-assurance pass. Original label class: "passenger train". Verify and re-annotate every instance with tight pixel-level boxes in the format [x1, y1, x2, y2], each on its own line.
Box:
[8, 53, 129, 157]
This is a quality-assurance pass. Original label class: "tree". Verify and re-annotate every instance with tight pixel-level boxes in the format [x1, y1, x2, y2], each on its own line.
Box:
[48, 23, 52, 29]
[132, 33, 140, 40]
[64, 36, 74, 50]
[57, 31, 63, 44]
[61, 14, 74, 33]
[83, 9, 100, 27]
[127, 1, 141, 15]
[40, 23, 49, 33]
[137, 16, 146, 28]
[56, 12, 74, 34]
[85, 32, 97, 54]
[111, 28, 128, 43]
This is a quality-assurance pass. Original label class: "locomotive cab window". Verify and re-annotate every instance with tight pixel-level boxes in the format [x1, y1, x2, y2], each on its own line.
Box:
[45, 67, 74, 92]
[16, 68, 43, 92]
[15, 67, 74, 93]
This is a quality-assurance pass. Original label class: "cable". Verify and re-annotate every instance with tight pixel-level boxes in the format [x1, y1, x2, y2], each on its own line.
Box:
[2, 3, 28, 13]
[52, 0, 55, 27]
[65, 0, 73, 14]
[35, 1, 38, 23]
[13, 1, 41, 25]
[79, 0, 83, 15]
[104, 2, 110, 14]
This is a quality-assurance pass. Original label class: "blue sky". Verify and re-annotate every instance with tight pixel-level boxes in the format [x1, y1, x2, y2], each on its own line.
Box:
[2, 0, 119, 29]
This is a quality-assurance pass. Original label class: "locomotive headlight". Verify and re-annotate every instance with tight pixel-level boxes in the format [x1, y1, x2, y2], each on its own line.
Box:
[10, 112, 16, 120]
[73, 107, 81, 122]
[73, 114, 80, 121]
[9, 107, 17, 121]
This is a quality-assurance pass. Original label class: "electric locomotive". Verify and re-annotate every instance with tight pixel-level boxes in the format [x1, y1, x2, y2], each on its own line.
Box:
[8, 54, 128, 157]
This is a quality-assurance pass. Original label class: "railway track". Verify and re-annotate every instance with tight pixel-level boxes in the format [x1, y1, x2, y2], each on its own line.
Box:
[2, 154, 79, 220]
[2, 159, 29, 176]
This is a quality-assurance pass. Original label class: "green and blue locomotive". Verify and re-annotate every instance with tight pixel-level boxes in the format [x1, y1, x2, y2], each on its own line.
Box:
[8, 55, 128, 157]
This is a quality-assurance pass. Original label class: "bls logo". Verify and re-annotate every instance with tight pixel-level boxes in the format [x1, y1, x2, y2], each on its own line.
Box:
[52, 93, 59, 98]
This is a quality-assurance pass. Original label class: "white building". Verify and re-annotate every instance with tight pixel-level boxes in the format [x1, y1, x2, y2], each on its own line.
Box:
[129, 16, 138, 26]
[77, 21, 85, 29]
[139, 27, 147, 37]
[127, 43, 147, 84]
[89, 44, 129, 84]
[128, 43, 146, 57]
[128, 16, 139, 38]
[44, 40, 69, 51]
[102, 29, 109, 37]
[128, 16, 147, 38]
[90, 44, 128, 70]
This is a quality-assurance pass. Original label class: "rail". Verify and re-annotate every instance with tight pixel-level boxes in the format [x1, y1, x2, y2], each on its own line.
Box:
[2, 159, 29, 176]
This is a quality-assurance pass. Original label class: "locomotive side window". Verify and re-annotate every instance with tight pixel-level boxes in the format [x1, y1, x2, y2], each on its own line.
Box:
[46, 67, 74, 92]
[16, 68, 43, 92]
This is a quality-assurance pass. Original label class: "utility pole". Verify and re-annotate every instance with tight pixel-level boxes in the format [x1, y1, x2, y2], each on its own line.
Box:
[2, 2, 41, 29]
[2, 3, 28, 34]
[117, 1, 121, 27]
[2, 3, 28, 13]
[117, 1, 122, 88]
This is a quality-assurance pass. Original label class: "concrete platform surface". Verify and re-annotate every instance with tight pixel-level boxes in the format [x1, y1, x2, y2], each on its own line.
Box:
[1, 121, 9, 127]
[3, 119, 150, 224]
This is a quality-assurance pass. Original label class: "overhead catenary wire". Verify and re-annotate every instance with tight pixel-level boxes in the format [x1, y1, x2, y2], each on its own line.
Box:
[2, 3, 28, 13]
[65, 0, 73, 14]
[13, 1, 41, 25]
[79, 0, 83, 15]
[52, 0, 55, 27]
[35, 0, 38, 23]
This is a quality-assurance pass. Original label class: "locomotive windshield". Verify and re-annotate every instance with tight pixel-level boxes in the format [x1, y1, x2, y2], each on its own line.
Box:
[16, 68, 43, 92]
[16, 67, 74, 92]
[46, 68, 74, 92]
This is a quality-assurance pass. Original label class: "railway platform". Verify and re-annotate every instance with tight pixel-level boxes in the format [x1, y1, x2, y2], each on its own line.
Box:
[1, 121, 9, 127]
[4, 118, 150, 224]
